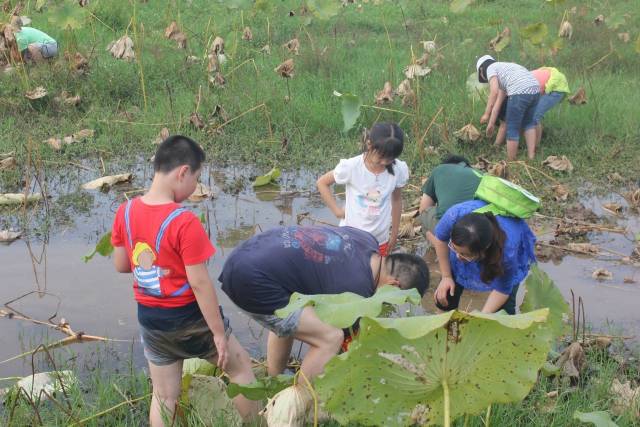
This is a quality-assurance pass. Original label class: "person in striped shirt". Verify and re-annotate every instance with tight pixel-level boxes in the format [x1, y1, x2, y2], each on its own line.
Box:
[477, 55, 540, 160]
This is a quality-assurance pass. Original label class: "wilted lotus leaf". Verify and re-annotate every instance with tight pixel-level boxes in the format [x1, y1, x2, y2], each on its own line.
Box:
[207, 52, 219, 73]
[551, 184, 570, 201]
[82, 173, 133, 190]
[398, 210, 419, 239]
[573, 410, 619, 427]
[473, 156, 491, 171]
[190, 112, 205, 129]
[260, 385, 314, 427]
[567, 243, 599, 255]
[555, 342, 586, 381]
[209, 71, 225, 87]
[73, 129, 94, 141]
[66, 51, 89, 75]
[211, 36, 224, 55]
[0, 229, 21, 243]
[489, 27, 511, 52]
[610, 378, 640, 416]
[164, 21, 187, 48]
[276, 286, 421, 329]
[45, 137, 63, 150]
[602, 202, 623, 215]
[618, 32, 630, 43]
[374, 81, 393, 105]
[275, 58, 294, 78]
[107, 35, 135, 60]
[0, 156, 16, 170]
[520, 265, 570, 338]
[592, 268, 613, 280]
[396, 79, 412, 97]
[558, 21, 573, 39]
[316, 309, 552, 426]
[454, 123, 481, 142]
[569, 86, 587, 105]
[416, 51, 430, 66]
[242, 26, 253, 41]
[153, 127, 170, 145]
[284, 38, 300, 55]
[594, 14, 605, 25]
[404, 63, 431, 79]
[521, 22, 548, 45]
[55, 91, 81, 106]
[0, 192, 42, 206]
[25, 86, 47, 100]
[421, 40, 437, 53]
[16, 371, 78, 401]
[543, 155, 574, 172]
[488, 160, 508, 178]
[260, 44, 271, 54]
[607, 172, 625, 183]
[164, 21, 179, 38]
[188, 183, 213, 202]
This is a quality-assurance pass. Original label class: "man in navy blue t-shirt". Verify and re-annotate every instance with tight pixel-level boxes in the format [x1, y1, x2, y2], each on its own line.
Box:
[219, 225, 429, 378]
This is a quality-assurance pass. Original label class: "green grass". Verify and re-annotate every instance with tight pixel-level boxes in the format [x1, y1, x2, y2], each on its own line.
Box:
[1, 0, 639, 212]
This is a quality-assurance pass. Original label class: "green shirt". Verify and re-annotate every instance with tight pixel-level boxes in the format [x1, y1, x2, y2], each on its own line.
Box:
[15, 27, 56, 52]
[421, 163, 481, 219]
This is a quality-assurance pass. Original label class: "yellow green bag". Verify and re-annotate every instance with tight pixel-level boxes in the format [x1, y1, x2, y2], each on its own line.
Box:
[472, 170, 540, 218]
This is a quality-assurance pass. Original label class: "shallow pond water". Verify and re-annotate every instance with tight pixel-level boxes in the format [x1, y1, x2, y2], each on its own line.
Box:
[1, 163, 639, 379]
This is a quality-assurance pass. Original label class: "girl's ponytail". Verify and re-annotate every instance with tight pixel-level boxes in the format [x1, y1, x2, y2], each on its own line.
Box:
[479, 212, 505, 283]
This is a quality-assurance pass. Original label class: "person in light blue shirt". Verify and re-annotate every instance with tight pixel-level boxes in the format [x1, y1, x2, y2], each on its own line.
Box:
[431, 200, 536, 314]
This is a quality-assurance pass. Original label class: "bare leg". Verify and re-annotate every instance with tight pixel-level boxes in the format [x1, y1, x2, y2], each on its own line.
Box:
[494, 121, 507, 146]
[208, 334, 259, 421]
[293, 307, 344, 378]
[27, 44, 43, 63]
[523, 127, 537, 159]
[535, 123, 543, 146]
[506, 140, 519, 160]
[266, 331, 294, 376]
[148, 360, 183, 427]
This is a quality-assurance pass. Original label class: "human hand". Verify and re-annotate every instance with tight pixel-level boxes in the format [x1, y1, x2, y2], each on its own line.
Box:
[480, 113, 490, 124]
[387, 238, 397, 254]
[214, 334, 228, 370]
[434, 277, 455, 307]
[335, 207, 345, 219]
[486, 122, 495, 137]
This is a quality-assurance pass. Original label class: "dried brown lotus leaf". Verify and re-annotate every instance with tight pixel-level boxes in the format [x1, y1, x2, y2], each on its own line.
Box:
[558, 21, 573, 39]
[190, 112, 205, 129]
[567, 243, 599, 255]
[594, 14, 605, 25]
[415, 52, 429, 66]
[602, 202, 623, 214]
[25, 86, 47, 100]
[0, 156, 16, 170]
[73, 129, 94, 140]
[55, 91, 81, 106]
[260, 44, 271, 55]
[164, 21, 187, 48]
[374, 81, 393, 105]
[592, 268, 613, 280]
[209, 72, 225, 87]
[607, 172, 625, 183]
[488, 160, 508, 178]
[207, 53, 219, 73]
[453, 123, 481, 142]
[0, 229, 21, 243]
[188, 183, 214, 202]
[551, 184, 569, 201]
[421, 40, 437, 53]
[403, 63, 430, 79]
[284, 38, 300, 55]
[242, 27, 253, 41]
[610, 379, 640, 416]
[211, 36, 224, 55]
[472, 156, 491, 172]
[164, 21, 179, 39]
[395, 79, 412, 97]
[568, 86, 587, 105]
[489, 27, 511, 51]
[107, 35, 135, 61]
[543, 155, 573, 172]
[275, 59, 294, 78]
[45, 137, 63, 150]
[153, 127, 170, 145]
[617, 32, 630, 43]
[625, 189, 640, 208]
[554, 342, 585, 381]
[70, 52, 89, 74]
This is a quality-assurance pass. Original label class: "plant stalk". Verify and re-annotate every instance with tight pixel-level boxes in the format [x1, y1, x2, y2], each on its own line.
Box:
[442, 379, 450, 427]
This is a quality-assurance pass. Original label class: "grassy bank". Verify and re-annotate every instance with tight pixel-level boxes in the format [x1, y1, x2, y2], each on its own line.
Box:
[1, 0, 639, 211]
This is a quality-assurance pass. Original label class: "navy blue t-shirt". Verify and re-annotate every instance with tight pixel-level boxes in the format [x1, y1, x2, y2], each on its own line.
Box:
[219, 225, 379, 315]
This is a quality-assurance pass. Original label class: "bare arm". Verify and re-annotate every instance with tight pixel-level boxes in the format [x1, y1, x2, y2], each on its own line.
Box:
[482, 290, 510, 313]
[433, 236, 456, 306]
[186, 263, 228, 368]
[113, 246, 131, 273]
[488, 89, 506, 127]
[480, 77, 500, 123]
[388, 187, 402, 250]
[316, 171, 344, 219]
[419, 194, 435, 213]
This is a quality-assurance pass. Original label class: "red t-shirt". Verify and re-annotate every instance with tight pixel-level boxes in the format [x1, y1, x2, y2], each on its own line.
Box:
[111, 198, 215, 308]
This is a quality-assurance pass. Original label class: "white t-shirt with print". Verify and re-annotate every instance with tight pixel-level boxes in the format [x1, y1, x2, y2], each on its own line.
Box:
[333, 154, 409, 244]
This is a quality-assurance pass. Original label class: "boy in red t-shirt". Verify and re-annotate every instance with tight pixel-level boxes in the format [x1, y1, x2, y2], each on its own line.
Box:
[111, 135, 258, 426]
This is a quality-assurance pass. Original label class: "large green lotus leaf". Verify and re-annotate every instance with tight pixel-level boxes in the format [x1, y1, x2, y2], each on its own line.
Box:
[334, 91, 361, 133]
[315, 309, 552, 426]
[521, 22, 548, 45]
[227, 374, 293, 400]
[466, 72, 488, 101]
[182, 358, 218, 376]
[274, 286, 421, 329]
[83, 231, 114, 262]
[573, 410, 619, 427]
[450, 0, 474, 14]
[520, 265, 570, 338]
[253, 167, 281, 187]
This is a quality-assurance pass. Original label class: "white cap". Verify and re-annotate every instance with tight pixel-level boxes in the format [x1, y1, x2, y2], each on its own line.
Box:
[476, 55, 495, 72]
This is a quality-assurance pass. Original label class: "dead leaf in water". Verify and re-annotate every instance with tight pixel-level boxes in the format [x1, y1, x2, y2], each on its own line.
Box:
[453, 123, 481, 142]
[568, 87, 587, 105]
[567, 243, 599, 255]
[0, 230, 21, 243]
[190, 112, 206, 129]
[0, 156, 16, 170]
[375, 81, 393, 105]
[188, 183, 214, 202]
[25, 86, 47, 100]
[543, 155, 573, 172]
[153, 127, 170, 145]
[82, 173, 133, 191]
[0, 193, 41, 206]
[107, 35, 135, 60]
[242, 26, 253, 41]
[551, 184, 570, 201]
[284, 38, 300, 55]
[275, 59, 294, 78]
[592, 268, 613, 280]
[610, 378, 640, 416]
[623, 277, 637, 284]
[602, 203, 623, 215]
[558, 21, 573, 39]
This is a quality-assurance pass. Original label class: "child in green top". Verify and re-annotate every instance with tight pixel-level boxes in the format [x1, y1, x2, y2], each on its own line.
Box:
[13, 19, 58, 62]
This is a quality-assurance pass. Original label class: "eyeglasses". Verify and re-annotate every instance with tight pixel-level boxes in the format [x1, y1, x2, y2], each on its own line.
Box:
[448, 240, 478, 263]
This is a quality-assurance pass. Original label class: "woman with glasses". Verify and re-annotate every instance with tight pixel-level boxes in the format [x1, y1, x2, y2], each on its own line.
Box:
[430, 199, 536, 314]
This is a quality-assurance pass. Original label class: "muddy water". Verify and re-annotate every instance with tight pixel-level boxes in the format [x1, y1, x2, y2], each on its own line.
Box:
[1, 164, 639, 378]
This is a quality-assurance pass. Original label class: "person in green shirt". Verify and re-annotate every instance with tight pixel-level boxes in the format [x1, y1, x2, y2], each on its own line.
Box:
[14, 20, 58, 62]
[418, 155, 481, 238]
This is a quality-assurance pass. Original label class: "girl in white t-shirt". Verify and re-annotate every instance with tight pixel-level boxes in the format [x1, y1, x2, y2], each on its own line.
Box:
[317, 122, 409, 255]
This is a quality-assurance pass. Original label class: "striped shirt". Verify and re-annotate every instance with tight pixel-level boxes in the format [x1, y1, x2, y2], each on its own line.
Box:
[486, 62, 539, 96]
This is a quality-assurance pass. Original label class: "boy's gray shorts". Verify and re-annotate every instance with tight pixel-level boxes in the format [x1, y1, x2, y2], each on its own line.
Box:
[140, 312, 231, 366]
[244, 308, 303, 338]
[24, 42, 58, 59]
